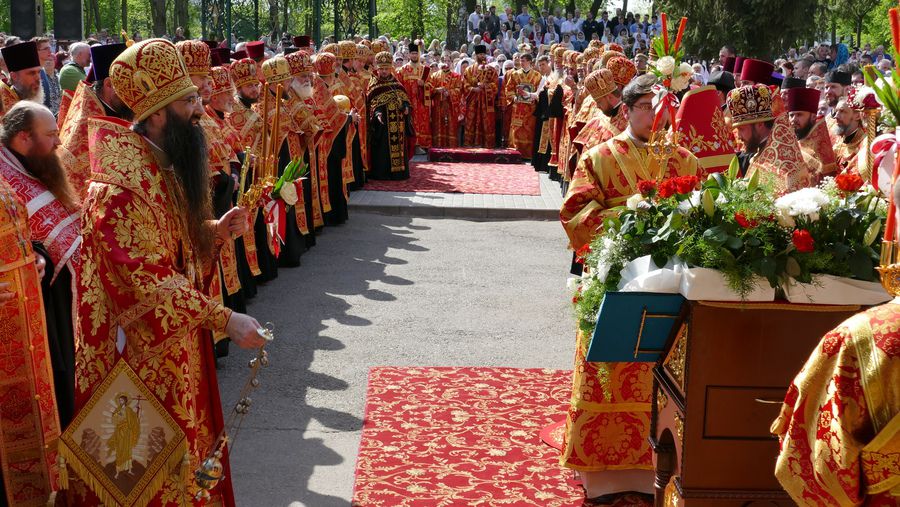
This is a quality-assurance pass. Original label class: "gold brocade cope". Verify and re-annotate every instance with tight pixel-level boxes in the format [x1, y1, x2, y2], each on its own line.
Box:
[747, 114, 810, 194]
[59, 360, 187, 507]
[0, 177, 61, 506]
[368, 79, 411, 174]
[0, 81, 19, 118]
[772, 302, 900, 505]
[560, 131, 700, 250]
[59, 81, 107, 200]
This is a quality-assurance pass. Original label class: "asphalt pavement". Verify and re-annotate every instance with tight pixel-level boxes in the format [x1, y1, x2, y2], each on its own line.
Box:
[216, 212, 574, 506]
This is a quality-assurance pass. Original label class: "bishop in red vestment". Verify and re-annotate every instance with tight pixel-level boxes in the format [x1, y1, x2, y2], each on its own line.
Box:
[71, 38, 267, 506]
[397, 43, 431, 150]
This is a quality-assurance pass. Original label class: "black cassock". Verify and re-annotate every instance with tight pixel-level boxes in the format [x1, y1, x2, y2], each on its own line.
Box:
[547, 85, 565, 183]
[274, 141, 306, 268]
[32, 243, 75, 429]
[367, 76, 414, 181]
[324, 117, 351, 226]
[532, 85, 551, 172]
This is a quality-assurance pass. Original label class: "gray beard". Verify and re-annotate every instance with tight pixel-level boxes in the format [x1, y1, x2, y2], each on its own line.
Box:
[14, 83, 44, 104]
[291, 80, 314, 99]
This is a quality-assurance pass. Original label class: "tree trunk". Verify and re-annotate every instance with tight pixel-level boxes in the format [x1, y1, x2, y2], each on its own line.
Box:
[269, 0, 279, 41]
[84, 2, 93, 35]
[856, 16, 863, 50]
[830, 18, 836, 45]
[121, 0, 128, 33]
[149, 0, 168, 37]
[175, 0, 190, 37]
[282, 0, 289, 36]
[89, 0, 102, 33]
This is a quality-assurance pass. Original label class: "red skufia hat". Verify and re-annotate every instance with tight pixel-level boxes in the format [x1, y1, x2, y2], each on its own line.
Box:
[723, 56, 736, 73]
[293, 35, 311, 49]
[246, 41, 265, 60]
[203, 39, 218, 49]
[675, 85, 737, 173]
[231, 50, 247, 60]
[740, 58, 774, 85]
[733, 56, 745, 75]
[210, 47, 231, 66]
[785, 87, 821, 114]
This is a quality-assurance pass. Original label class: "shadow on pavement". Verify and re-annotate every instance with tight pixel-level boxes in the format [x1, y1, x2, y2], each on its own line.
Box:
[217, 213, 430, 506]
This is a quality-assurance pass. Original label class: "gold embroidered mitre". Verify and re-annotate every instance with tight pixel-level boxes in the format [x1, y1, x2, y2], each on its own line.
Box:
[338, 41, 357, 60]
[229, 58, 258, 88]
[607, 56, 636, 86]
[175, 39, 211, 77]
[727, 84, 775, 127]
[110, 38, 198, 121]
[261, 55, 291, 84]
[210, 66, 233, 96]
[584, 68, 617, 103]
[286, 51, 313, 76]
[374, 51, 393, 69]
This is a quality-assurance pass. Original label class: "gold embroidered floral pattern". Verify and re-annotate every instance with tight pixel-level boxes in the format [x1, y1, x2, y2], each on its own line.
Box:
[352, 367, 583, 506]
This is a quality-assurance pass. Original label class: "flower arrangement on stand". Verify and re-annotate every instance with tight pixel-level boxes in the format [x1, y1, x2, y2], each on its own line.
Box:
[648, 13, 691, 95]
[571, 163, 889, 333]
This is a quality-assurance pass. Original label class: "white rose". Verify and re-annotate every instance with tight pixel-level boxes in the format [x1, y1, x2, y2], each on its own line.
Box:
[566, 276, 581, 291]
[775, 208, 796, 228]
[594, 262, 611, 283]
[280, 180, 299, 206]
[670, 75, 690, 91]
[626, 193, 643, 210]
[656, 56, 675, 76]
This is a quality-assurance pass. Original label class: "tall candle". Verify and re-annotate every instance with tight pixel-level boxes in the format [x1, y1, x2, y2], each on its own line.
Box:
[673, 17, 687, 53]
[661, 13, 669, 53]
[891, 8, 900, 57]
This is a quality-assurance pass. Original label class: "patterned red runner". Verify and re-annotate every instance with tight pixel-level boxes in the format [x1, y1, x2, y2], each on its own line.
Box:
[364, 162, 541, 195]
[351, 367, 582, 506]
[429, 147, 523, 164]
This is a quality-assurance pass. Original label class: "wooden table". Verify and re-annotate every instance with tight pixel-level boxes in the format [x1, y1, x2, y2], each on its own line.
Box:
[650, 300, 860, 506]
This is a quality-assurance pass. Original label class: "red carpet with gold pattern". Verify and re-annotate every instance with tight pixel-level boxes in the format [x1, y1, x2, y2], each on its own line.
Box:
[428, 147, 523, 164]
[364, 162, 542, 195]
[351, 367, 583, 507]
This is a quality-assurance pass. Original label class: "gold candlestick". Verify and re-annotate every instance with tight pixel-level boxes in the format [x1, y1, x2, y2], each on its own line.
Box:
[267, 83, 283, 183]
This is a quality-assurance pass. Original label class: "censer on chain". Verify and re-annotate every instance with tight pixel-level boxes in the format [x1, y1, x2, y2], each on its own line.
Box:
[193, 323, 275, 501]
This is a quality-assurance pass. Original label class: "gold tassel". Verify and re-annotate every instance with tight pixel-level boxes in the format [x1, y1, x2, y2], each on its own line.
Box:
[180, 451, 192, 487]
[57, 454, 69, 490]
[58, 437, 188, 507]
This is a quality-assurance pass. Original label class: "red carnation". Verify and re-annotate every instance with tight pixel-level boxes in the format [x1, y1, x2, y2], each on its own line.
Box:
[675, 175, 700, 194]
[792, 229, 815, 253]
[575, 244, 592, 263]
[658, 178, 677, 198]
[835, 171, 864, 193]
[734, 212, 758, 229]
[637, 180, 657, 197]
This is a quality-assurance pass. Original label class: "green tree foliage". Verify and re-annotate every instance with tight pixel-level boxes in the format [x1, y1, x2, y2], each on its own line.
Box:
[1, 0, 895, 53]
[656, 0, 821, 60]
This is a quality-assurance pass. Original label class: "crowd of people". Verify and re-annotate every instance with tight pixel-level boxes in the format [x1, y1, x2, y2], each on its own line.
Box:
[0, 31, 417, 505]
[0, 9, 897, 506]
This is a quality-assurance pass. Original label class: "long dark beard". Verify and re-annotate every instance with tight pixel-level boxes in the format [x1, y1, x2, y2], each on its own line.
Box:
[26, 150, 77, 211]
[795, 122, 814, 141]
[163, 108, 215, 259]
[116, 103, 135, 122]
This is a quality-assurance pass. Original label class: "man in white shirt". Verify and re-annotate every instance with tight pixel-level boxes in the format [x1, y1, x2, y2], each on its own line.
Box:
[500, 7, 513, 26]
[560, 13, 577, 37]
[468, 5, 483, 41]
[573, 10, 584, 33]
